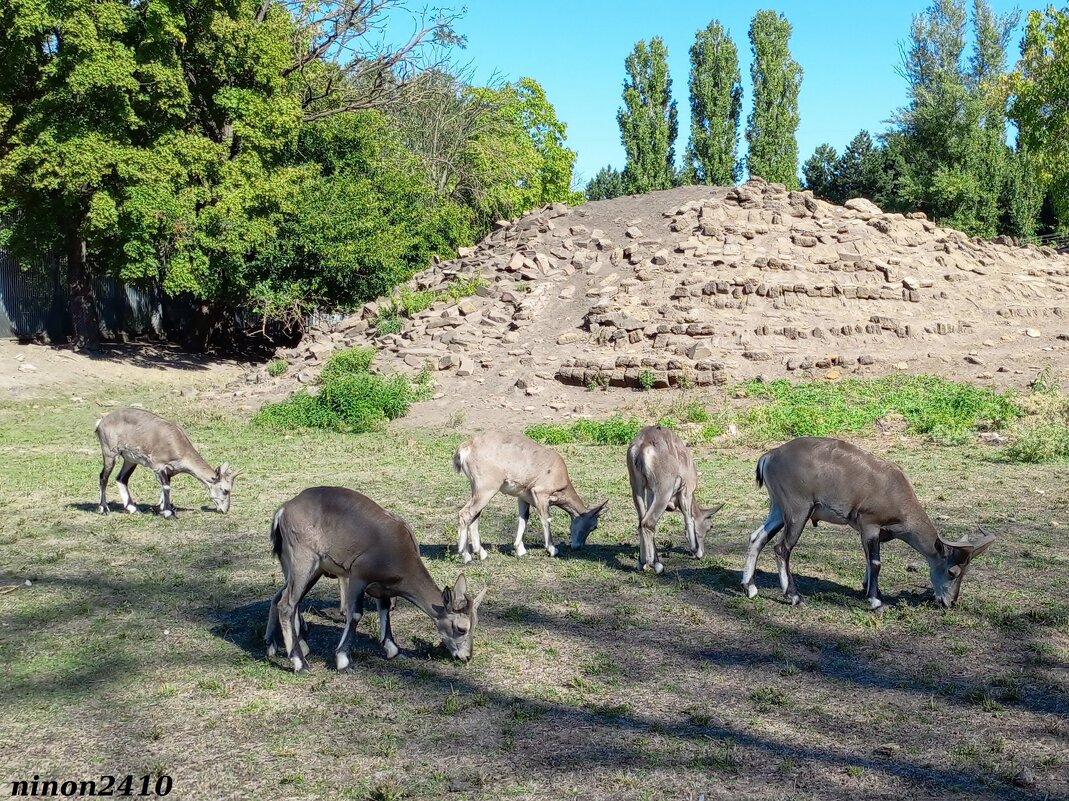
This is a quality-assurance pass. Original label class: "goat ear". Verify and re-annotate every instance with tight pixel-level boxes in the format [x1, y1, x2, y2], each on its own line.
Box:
[588, 500, 608, 518]
[219, 461, 230, 475]
[705, 502, 725, 519]
[441, 586, 453, 609]
[469, 587, 487, 612]
[451, 575, 468, 611]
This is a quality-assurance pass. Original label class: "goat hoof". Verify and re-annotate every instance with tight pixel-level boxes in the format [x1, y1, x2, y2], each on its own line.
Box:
[868, 597, 884, 611]
[788, 594, 804, 606]
[291, 657, 307, 673]
[460, 551, 472, 564]
[161, 508, 174, 518]
[335, 652, 350, 671]
[125, 504, 138, 514]
[266, 643, 277, 658]
[477, 548, 488, 560]
[653, 562, 664, 574]
[382, 640, 399, 660]
[98, 505, 109, 515]
[515, 544, 527, 557]
[745, 584, 759, 599]
[546, 544, 558, 557]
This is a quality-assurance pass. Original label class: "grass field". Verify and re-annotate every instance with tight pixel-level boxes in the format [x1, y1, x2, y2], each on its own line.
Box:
[0, 386, 1067, 801]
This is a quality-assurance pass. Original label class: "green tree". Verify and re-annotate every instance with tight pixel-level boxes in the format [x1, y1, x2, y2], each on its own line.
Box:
[685, 21, 742, 185]
[0, 0, 457, 346]
[745, 10, 803, 188]
[617, 37, 678, 193]
[249, 111, 471, 325]
[1009, 7, 1069, 231]
[585, 165, 627, 200]
[894, 0, 1019, 236]
[835, 130, 880, 201]
[802, 144, 838, 200]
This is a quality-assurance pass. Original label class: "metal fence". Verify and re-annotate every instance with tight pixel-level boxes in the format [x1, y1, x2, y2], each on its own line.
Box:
[0, 248, 163, 340]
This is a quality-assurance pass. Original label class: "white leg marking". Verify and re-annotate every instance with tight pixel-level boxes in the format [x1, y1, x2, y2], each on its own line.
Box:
[746, 584, 759, 599]
[778, 558, 789, 594]
[461, 551, 472, 564]
[868, 597, 883, 610]
[291, 656, 304, 672]
[741, 524, 767, 585]
[653, 561, 664, 574]
[335, 651, 350, 670]
[267, 643, 277, 657]
[546, 543, 558, 557]
[161, 508, 174, 518]
[299, 639, 310, 657]
[117, 482, 131, 507]
[383, 639, 399, 659]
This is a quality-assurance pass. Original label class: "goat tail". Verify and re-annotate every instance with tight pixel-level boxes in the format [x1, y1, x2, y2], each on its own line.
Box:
[755, 453, 769, 489]
[269, 506, 285, 561]
[452, 443, 468, 475]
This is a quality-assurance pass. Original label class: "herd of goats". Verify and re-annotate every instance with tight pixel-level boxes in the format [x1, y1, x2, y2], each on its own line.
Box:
[94, 406, 996, 671]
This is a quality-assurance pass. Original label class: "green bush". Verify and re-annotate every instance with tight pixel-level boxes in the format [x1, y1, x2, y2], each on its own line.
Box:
[267, 359, 289, 377]
[254, 390, 342, 431]
[254, 347, 429, 434]
[320, 347, 376, 384]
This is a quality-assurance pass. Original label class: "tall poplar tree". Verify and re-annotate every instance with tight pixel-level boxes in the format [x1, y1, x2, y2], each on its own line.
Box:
[617, 37, 678, 193]
[685, 21, 742, 185]
[745, 10, 803, 188]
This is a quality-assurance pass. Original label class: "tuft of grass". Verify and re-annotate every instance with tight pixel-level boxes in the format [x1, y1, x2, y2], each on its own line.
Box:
[1001, 421, 1069, 463]
[267, 358, 289, 378]
[638, 369, 655, 391]
[443, 275, 485, 302]
[749, 686, 790, 712]
[254, 347, 431, 434]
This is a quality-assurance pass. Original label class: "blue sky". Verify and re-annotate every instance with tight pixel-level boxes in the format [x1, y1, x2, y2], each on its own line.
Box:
[447, 0, 1025, 187]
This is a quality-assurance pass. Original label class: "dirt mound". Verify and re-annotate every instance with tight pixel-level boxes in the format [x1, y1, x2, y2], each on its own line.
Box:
[271, 178, 1069, 425]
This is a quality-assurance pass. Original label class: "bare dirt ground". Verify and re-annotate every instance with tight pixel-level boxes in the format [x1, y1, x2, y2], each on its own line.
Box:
[0, 340, 244, 400]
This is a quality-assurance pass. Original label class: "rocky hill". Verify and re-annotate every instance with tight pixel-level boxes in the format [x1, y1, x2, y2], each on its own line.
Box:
[271, 178, 1069, 425]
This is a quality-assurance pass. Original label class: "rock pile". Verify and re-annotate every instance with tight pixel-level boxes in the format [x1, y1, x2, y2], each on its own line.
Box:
[267, 178, 1069, 421]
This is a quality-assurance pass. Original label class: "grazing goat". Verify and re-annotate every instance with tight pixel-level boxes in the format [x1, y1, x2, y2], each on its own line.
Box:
[453, 431, 607, 562]
[741, 437, 995, 608]
[265, 486, 486, 671]
[627, 425, 723, 573]
[95, 408, 238, 516]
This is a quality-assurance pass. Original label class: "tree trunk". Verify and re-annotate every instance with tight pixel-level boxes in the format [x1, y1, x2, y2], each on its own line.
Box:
[66, 230, 100, 348]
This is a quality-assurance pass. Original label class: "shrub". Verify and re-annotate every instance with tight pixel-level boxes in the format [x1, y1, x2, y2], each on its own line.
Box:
[253, 347, 429, 434]
[320, 347, 376, 384]
[638, 369, 655, 391]
[267, 359, 289, 377]
[254, 390, 342, 431]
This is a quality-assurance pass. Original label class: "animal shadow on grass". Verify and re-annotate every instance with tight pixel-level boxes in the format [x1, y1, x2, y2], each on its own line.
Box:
[66, 501, 202, 516]
[210, 594, 451, 672]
